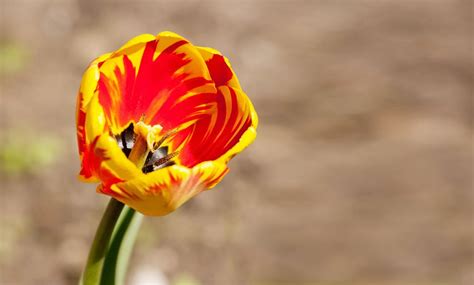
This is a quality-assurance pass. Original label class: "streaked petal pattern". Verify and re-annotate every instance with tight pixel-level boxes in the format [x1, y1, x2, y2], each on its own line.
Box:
[102, 161, 228, 216]
[76, 32, 258, 216]
[175, 86, 256, 167]
[196, 46, 242, 89]
[97, 33, 216, 134]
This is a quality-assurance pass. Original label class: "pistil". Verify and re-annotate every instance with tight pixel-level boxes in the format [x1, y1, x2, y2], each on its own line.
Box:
[127, 134, 149, 169]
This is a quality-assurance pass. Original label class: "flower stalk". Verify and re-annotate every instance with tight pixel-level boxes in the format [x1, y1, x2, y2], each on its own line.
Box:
[100, 206, 143, 285]
[80, 198, 124, 285]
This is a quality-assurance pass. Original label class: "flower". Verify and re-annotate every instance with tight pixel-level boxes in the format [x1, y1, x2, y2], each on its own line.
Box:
[76, 32, 258, 216]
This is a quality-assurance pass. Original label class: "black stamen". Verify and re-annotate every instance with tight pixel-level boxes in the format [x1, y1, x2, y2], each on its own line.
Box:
[153, 151, 179, 167]
[121, 132, 128, 150]
[141, 147, 179, 173]
[116, 123, 135, 157]
[142, 164, 155, 173]
[122, 123, 135, 148]
[144, 147, 168, 168]
[115, 134, 124, 148]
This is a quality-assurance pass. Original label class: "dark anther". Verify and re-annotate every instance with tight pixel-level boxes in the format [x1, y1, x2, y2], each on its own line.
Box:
[153, 151, 179, 167]
[141, 146, 178, 173]
[115, 123, 135, 157]
[144, 147, 168, 168]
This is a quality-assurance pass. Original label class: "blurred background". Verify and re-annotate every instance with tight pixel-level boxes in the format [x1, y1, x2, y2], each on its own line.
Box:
[0, 0, 472, 285]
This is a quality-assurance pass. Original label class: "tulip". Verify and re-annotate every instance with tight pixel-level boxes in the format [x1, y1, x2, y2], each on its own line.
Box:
[76, 32, 257, 285]
[77, 31, 258, 216]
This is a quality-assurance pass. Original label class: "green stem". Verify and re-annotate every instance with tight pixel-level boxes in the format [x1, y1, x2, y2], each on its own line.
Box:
[100, 206, 144, 285]
[80, 198, 124, 285]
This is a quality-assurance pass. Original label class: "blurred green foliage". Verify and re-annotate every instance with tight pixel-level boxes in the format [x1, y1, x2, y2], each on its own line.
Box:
[173, 274, 201, 285]
[0, 131, 62, 174]
[0, 42, 29, 75]
[0, 41, 29, 75]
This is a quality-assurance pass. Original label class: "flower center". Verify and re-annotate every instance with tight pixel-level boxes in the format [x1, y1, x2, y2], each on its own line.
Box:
[115, 122, 179, 173]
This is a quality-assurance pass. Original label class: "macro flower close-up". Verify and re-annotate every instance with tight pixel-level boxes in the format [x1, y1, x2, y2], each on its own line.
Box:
[2, 2, 471, 285]
[76, 32, 258, 216]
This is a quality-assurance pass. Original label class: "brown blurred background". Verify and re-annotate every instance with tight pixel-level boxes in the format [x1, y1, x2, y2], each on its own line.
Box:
[0, 0, 472, 285]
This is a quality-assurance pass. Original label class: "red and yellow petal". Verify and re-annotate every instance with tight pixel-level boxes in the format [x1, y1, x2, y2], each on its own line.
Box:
[76, 61, 100, 159]
[79, 134, 142, 184]
[97, 32, 217, 135]
[102, 161, 228, 216]
[78, 91, 106, 181]
[76, 53, 113, 163]
[216, 89, 258, 163]
[174, 85, 257, 167]
[168, 46, 257, 167]
[197, 46, 242, 90]
[78, 92, 142, 183]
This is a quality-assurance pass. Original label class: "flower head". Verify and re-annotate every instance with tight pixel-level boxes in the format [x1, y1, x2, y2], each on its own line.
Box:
[76, 32, 258, 216]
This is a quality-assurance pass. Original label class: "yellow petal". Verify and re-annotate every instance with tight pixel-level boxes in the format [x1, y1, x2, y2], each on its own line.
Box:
[84, 92, 107, 145]
[196, 46, 242, 90]
[116, 34, 156, 53]
[77, 63, 100, 111]
[107, 161, 228, 216]
[94, 134, 142, 183]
